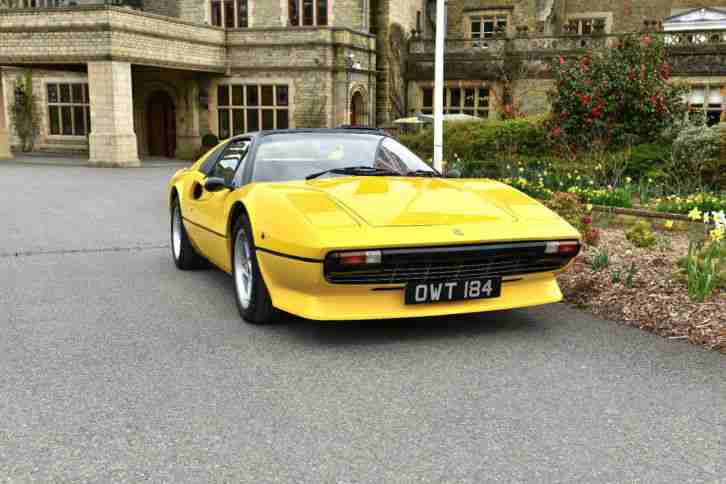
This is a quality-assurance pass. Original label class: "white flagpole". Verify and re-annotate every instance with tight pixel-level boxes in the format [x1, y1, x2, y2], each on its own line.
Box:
[433, 0, 445, 172]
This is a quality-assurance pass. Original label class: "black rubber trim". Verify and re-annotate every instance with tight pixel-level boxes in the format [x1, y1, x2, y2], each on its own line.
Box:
[256, 247, 323, 264]
[182, 217, 227, 239]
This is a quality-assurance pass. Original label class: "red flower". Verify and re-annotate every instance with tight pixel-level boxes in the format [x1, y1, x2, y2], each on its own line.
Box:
[552, 127, 561, 138]
[560, 56, 566, 65]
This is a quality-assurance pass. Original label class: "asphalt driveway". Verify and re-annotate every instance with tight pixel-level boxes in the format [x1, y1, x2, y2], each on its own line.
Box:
[1, 162, 724, 483]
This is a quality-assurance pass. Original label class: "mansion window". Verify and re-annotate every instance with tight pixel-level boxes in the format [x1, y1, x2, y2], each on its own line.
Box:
[289, 0, 327, 26]
[217, 84, 289, 138]
[686, 85, 723, 126]
[420, 87, 490, 118]
[470, 15, 507, 38]
[211, 0, 248, 28]
[565, 17, 607, 35]
[47, 83, 91, 137]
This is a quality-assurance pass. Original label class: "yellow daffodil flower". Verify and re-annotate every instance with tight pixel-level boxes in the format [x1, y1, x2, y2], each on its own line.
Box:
[710, 227, 724, 242]
[586, 204, 593, 212]
[688, 207, 702, 221]
[664, 220, 674, 230]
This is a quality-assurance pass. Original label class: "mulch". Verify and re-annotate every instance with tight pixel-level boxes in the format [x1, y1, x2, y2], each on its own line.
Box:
[557, 228, 726, 353]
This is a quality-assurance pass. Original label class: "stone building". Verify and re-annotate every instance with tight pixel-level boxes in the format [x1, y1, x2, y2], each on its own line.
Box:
[0, 0, 424, 166]
[406, 1, 726, 125]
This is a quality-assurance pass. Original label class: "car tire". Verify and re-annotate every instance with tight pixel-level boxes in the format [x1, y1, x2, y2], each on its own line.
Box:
[232, 214, 275, 325]
[170, 197, 207, 270]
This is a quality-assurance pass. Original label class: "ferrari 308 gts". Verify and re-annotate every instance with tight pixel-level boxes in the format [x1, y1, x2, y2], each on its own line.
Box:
[167, 128, 581, 324]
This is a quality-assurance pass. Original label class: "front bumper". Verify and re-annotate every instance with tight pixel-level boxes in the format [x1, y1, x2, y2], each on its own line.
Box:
[257, 251, 564, 321]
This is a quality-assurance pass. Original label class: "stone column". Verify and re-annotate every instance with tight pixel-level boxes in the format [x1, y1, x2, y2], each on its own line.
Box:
[0, 70, 12, 160]
[87, 61, 140, 167]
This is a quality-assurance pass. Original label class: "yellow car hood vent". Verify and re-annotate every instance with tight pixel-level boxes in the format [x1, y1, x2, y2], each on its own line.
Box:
[300, 177, 518, 227]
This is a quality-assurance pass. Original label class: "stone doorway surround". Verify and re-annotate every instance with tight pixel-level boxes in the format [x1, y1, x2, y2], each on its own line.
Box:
[0, 71, 12, 159]
[146, 90, 177, 158]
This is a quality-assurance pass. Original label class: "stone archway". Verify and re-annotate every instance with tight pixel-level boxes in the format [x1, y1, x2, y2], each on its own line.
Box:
[350, 89, 367, 126]
[146, 90, 176, 157]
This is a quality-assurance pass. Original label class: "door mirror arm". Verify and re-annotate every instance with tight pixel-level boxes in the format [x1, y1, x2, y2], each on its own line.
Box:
[204, 177, 230, 192]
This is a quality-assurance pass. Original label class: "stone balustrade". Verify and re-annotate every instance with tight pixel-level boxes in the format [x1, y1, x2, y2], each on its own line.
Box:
[408, 30, 726, 57]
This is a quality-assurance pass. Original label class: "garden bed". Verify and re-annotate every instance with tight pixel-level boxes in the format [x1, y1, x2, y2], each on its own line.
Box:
[557, 228, 726, 353]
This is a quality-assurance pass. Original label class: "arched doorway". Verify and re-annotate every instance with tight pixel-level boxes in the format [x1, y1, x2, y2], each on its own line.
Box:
[146, 90, 176, 158]
[350, 91, 366, 126]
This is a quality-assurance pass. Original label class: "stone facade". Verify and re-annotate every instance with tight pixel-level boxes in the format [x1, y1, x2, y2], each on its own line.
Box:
[406, 0, 726, 120]
[0, 0, 388, 165]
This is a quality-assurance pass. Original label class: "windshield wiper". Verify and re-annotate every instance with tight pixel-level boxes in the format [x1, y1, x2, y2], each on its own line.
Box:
[406, 170, 440, 177]
[306, 165, 399, 180]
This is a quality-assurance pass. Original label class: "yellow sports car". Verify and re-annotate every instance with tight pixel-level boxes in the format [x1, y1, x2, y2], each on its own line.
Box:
[168, 128, 581, 324]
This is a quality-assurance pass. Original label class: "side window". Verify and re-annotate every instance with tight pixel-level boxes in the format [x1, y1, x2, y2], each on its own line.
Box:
[209, 139, 251, 185]
[199, 142, 229, 175]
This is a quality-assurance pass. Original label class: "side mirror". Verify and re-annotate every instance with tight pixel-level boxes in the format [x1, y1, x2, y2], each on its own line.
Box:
[204, 177, 229, 192]
[446, 169, 462, 178]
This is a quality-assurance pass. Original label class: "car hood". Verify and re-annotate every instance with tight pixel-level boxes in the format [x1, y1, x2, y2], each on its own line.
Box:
[279, 177, 557, 228]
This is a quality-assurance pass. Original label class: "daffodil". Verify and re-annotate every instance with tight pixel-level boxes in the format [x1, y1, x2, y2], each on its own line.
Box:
[586, 204, 593, 212]
[664, 220, 674, 230]
[703, 212, 711, 224]
[710, 227, 724, 242]
[688, 207, 702, 221]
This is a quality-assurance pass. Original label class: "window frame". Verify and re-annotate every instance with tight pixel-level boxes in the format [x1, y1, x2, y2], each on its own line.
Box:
[46, 81, 91, 138]
[564, 13, 612, 35]
[469, 14, 508, 39]
[686, 84, 724, 126]
[420, 85, 490, 119]
[216, 83, 290, 139]
[288, 0, 327, 26]
[207, 138, 252, 186]
[210, 0, 248, 28]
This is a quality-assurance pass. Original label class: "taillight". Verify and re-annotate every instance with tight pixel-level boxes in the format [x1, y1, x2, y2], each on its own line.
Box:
[545, 241, 581, 256]
[334, 250, 382, 266]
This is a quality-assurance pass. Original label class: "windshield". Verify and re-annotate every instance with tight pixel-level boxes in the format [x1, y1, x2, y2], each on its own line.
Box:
[251, 133, 435, 182]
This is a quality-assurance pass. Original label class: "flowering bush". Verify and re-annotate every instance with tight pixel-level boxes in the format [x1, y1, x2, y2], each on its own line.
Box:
[546, 34, 687, 153]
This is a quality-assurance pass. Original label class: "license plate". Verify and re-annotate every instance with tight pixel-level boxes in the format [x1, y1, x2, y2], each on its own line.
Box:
[404, 278, 502, 305]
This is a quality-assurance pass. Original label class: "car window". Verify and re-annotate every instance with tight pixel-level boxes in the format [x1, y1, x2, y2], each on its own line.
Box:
[209, 139, 250, 185]
[251, 133, 381, 182]
[199, 142, 229, 175]
[375, 138, 436, 174]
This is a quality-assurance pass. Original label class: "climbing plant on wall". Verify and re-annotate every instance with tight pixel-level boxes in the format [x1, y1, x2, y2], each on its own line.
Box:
[9, 69, 39, 152]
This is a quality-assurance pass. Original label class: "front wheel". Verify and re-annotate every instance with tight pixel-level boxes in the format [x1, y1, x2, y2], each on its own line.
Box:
[170, 198, 207, 270]
[232, 215, 275, 324]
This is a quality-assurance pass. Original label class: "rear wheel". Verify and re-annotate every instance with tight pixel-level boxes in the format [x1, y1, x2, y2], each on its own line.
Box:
[232, 214, 275, 324]
[170, 197, 207, 270]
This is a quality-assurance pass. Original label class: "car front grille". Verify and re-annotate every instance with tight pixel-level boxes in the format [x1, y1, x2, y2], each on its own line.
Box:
[324, 241, 579, 285]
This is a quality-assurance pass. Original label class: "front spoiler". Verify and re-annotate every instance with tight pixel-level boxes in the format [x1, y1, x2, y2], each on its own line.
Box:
[257, 251, 563, 321]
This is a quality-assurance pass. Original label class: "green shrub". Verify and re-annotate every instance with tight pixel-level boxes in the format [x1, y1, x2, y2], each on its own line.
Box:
[202, 133, 219, 147]
[669, 125, 721, 192]
[625, 220, 657, 248]
[627, 143, 671, 180]
[544, 192, 585, 232]
[397, 117, 548, 166]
